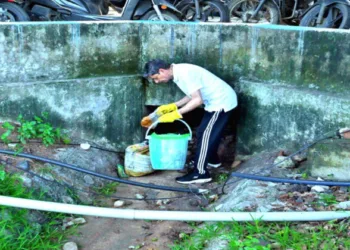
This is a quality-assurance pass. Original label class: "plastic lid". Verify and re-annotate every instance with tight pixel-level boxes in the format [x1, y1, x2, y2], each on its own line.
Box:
[150, 133, 190, 140]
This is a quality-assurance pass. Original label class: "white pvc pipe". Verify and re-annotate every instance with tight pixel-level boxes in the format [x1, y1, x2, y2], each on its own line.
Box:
[1, 195, 349, 222]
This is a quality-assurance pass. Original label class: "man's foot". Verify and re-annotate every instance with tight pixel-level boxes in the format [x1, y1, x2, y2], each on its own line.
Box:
[176, 171, 212, 184]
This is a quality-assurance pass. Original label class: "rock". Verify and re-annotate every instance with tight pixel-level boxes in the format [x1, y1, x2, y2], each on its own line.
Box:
[162, 199, 170, 205]
[135, 194, 144, 200]
[274, 156, 295, 169]
[156, 200, 163, 206]
[16, 161, 30, 171]
[19, 175, 32, 187]
[63, 242, 78, 250]
[83, 175, 94, 185]
[336, 201, 350, 210]
[72, 218, 86, 224]
[295, 197, 303, 203]
[62, 196, 74, 204]
[311, 185, 329, 193]
[8, 143, 17, 149]
[80, 143, 91, 150]
[203, 238, 228, 250]
[307, 139, 350, 181]
[114, 200, 125, 208]
[291, 154, 307, 163]
[306, 207, 314, 211]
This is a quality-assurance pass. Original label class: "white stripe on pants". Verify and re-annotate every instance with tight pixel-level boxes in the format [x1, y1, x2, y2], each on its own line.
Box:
[197, 111, 220, 174]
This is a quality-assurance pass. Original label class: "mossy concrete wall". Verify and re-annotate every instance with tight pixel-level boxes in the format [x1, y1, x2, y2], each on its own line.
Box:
[1, 21, 349, 152]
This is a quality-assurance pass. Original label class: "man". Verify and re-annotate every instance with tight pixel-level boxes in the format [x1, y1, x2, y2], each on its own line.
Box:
[143, 59, 237, 184]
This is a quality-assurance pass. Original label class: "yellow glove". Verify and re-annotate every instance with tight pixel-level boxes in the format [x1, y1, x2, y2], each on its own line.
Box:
[158, 110, 182, 123]
[156, 103, 177, 116]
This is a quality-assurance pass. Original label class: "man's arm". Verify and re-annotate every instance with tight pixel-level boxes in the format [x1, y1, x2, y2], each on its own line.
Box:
[178, 90, 203, 115]
[175, 96, 191, 108]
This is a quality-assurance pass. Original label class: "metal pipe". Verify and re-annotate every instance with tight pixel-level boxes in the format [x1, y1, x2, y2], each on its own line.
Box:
[1, 196, 349, 222]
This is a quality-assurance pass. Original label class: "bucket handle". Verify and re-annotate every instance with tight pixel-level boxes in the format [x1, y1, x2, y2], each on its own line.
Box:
[145, 119, 192, 141]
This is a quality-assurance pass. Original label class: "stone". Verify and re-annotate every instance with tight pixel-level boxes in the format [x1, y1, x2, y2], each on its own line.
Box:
[336, 201, 350, 210]
[156, 200, 163, 206]
[8, 143, 17, 149]
[135, 194, 144, 200]
[113, 200, 125, 208]
[16, 161, 30, 171]
[307, 139, 350, 181]
[203, 238, 228, 250]
[311, 185, 329, 193]
[83, 175, 94, 185]
[80, 143, 91, 150]
[19, 175, 32, 187]
[62, 196, 74, 204]
[63, 242, 78, 250]
[162, 199, 170, 205]
[274, 156, 295, 169]
[72, 218, 86, 224]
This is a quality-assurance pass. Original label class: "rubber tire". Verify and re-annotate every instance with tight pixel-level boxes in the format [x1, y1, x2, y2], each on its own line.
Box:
[201, 0, 230, 23]
[300, 4, 350, 29]
[141, 10, 180, 21]
[101, 0, 110, 15]
[0, 2, 30, 22]
[177, 0, 230, 23]
[228, 0, 279, 24]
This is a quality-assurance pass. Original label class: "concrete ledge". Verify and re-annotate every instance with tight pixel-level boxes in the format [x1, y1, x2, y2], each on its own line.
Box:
[0, 75, 144, 150]
[236, 79, 350, 154]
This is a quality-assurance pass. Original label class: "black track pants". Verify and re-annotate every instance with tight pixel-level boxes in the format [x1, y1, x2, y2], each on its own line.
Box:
[194, 109, 233, 174]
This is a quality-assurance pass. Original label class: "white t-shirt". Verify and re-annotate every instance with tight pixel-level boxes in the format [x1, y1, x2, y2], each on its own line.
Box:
[172, 63, 237, 112]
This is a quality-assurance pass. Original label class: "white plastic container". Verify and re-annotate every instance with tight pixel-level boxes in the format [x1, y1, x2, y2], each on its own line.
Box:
[124, 142, 154, 177]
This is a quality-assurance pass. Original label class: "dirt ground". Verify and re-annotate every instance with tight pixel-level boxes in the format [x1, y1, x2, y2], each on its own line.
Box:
[0, 135, 233, 250]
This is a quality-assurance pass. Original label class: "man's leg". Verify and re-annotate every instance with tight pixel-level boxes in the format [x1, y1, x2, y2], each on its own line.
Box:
[176, 109, 232, 184]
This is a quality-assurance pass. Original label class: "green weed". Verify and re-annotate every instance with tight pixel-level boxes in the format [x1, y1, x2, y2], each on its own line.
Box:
[0, 164, 77, 249]
[92, 182, 119, 196]
[216, 173, 229, 184]
[170, 219, 350, 249]
[1, 113, 70, 147]
[1, 122, 15, 144]
[318, 193, 338, 206]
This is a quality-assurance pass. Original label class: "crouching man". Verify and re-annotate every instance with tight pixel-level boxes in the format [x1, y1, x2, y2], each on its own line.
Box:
[142, 59, 237, 184]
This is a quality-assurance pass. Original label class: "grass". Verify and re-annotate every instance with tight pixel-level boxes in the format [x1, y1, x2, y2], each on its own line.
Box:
[0, 165, 77, 249]
[170, 219, 350, 249]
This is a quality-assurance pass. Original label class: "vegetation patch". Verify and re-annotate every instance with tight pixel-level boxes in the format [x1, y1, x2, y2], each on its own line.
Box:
[1, 112, 70, 149]
[171, 219, 350, 249]
[0, 165, 77, 249]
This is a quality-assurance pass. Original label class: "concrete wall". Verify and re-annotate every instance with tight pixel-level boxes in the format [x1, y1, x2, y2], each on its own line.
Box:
[1, 21, 349, 152]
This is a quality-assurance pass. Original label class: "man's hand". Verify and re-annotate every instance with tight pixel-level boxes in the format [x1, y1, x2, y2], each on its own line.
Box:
[158, 110, 182, 123]
[156, 103, 177, 116]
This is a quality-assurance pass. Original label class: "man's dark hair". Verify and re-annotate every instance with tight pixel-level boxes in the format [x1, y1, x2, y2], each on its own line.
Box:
[143, 59, 171, 78]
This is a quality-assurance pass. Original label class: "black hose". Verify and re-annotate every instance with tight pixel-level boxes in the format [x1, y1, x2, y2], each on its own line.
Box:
[231, 172, 350, 187]
[0, 149, 200, 194]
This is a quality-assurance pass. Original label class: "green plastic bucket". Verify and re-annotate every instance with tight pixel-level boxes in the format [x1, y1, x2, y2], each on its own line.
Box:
[145, 120, 192, 170]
